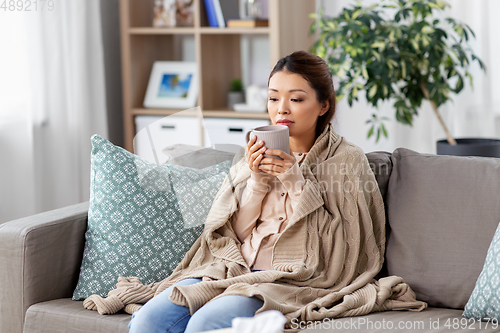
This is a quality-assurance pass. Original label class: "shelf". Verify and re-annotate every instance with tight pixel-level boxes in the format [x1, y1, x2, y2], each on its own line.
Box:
[128, 27, 270, 35]
[198, 27, 270, 35]
[203, 110, 270, 119]
[121, 0, 315, 152]
[129, 27, 196, 35]
[132, 108, 270, 120]
[133, 108, 191, 115]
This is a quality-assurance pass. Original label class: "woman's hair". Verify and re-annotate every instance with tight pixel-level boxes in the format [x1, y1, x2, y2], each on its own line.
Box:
[268, 50, 336, 137]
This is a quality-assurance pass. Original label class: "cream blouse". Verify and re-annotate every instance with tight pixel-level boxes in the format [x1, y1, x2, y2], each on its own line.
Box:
[231, 152, 307, 270]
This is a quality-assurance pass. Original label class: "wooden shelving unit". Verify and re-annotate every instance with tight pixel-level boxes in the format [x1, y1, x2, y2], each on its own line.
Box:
[120, 0, 316, 151]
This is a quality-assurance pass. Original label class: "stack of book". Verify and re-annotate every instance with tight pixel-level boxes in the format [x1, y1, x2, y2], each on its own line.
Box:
[227, 19, 269, 28]
[204, 0, 268, 28]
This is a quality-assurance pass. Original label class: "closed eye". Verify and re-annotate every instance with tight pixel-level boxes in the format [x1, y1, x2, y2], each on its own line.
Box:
[291, 99, 302, 102]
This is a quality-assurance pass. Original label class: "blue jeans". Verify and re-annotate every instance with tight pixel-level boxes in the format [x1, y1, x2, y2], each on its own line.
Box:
[128, 278, 264, 333]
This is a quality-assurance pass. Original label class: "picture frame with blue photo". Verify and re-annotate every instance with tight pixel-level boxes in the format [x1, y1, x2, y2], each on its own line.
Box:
[144, 61, 199, 109]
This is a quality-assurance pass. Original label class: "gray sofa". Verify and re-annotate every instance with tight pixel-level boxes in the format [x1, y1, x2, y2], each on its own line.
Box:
[1, 147, 500, 333]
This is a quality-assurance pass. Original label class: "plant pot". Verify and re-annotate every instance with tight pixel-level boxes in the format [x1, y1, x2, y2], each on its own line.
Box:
[437, 138, 500, 158]
[227, 92, 245, 110]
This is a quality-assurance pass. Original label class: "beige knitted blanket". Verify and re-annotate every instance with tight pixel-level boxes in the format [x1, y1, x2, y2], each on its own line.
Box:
[84, 125, 427, 326]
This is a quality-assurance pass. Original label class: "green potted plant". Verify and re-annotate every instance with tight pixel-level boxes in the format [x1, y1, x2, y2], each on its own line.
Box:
[310, 0, 499, 157]
[227, 78, 245, 110]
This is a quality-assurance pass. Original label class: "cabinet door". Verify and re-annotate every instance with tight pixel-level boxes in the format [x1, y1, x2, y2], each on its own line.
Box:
[135, 115, 202, 164]
[203, 118, 270, 154]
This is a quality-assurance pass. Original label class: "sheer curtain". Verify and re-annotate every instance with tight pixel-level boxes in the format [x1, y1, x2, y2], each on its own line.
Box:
[0, 1, 108, 223]
[318, 0, 500, 154]
[0, 11, 35, 223]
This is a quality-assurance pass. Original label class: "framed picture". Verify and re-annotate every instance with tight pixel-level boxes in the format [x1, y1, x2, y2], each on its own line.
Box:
[143, 61, 199, 109]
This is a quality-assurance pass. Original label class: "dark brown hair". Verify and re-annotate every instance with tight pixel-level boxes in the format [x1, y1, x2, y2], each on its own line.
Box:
[268, 50, 336, 137]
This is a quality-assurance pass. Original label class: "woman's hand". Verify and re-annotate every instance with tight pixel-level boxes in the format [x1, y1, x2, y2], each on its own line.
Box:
[247, 135, 267, 173]
[258, 149, 296, 177]
[247, 135, 296, 176]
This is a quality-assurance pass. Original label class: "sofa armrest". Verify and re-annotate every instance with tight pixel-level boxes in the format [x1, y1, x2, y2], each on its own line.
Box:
[0, 201, 89, 333]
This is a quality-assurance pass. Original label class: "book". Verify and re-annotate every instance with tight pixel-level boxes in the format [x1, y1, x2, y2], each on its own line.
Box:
[227, 19, 269, 28]
[212, 0, 226, 28]
[219, 0, 240, 22]
[204, 0, 218, 27]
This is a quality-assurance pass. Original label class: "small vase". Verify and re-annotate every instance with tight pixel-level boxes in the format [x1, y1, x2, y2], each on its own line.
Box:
[227, 92, 245, 110]
[437, 138, 500, 158]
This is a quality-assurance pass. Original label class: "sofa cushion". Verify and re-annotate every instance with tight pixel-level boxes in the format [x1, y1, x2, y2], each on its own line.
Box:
[72, 135, 231, 300]
[365, 151, 393, 279]
[385, 148, 500, 309]
[365, 151, 392, 203]
[463, 221, 500, 320]
[24, 299, 129, 333]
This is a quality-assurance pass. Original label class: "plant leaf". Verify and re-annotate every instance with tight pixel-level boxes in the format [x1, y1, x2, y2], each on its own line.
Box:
[455, 74, 464, 93]
[352, 9, 361, 20]
[371, 41, 386, 49]
[367, 125, 375, 138]
[381, 123, 388, 137]
[368, 84, 378, 99]
[401, 61, 407, 78]
[428, 3, 440, 10]
[422, 26, 435, 34]
[410, 39, 419, 51]
[362, 66, 369, 80]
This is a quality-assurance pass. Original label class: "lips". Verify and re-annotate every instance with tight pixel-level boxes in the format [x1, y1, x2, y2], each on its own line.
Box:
[277, 119, 294, 126]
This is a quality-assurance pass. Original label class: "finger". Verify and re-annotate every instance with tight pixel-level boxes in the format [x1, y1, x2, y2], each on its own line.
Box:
[248, 134, 257, 145]
[250, 146, 266, 162]
[253, 152, 265, 170]
[264, 149, 291, 160]
[252, 147, 266, 160]
[246, 135, 257, 152]
[247, 142, 265, 164]
[247, 135, 256, 150]
[259, 155, 294, 166]
[259, 157, 283, 166]
[259, 156, 295, 175]
[248, 140, 265, 155]
[259, 163, 283, 175]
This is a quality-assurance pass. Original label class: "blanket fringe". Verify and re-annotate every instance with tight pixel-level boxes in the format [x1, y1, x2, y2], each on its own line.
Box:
[83, 277, 157, 315]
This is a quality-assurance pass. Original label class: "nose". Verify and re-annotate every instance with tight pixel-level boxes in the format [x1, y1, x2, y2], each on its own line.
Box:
[278, 101, 290, 115]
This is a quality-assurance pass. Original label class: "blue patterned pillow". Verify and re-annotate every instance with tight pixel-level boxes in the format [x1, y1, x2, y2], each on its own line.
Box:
[72, 135, 231, 300]
[463, 222, 500, 320]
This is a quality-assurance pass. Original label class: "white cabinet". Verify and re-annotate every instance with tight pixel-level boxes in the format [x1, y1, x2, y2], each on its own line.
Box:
[134, 115, 202, 164]
[134, 116, 270, 161]
[203, 118, 270, 154]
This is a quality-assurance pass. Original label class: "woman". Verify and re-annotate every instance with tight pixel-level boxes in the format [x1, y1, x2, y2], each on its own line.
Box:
[85, 51, 426, 332]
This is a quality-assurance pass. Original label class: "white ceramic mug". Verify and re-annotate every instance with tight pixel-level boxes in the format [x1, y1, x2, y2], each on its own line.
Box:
[245, 125, 290, 160]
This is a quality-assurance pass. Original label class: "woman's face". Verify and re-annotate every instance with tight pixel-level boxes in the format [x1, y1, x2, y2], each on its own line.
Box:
[267, 71, 329, 148]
